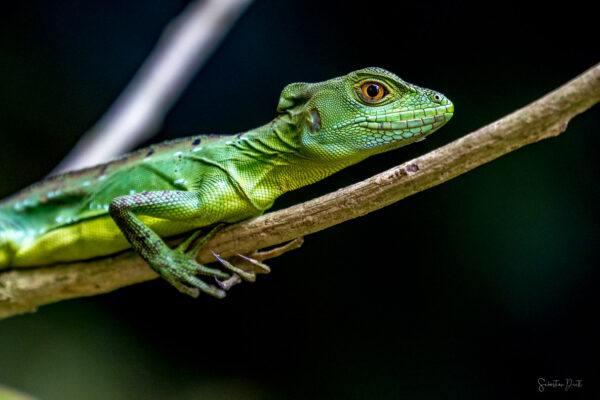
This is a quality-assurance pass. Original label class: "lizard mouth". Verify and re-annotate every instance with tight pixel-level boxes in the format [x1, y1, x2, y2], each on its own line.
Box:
[334, 103, 454, 142]
[357, 104, 454, 140]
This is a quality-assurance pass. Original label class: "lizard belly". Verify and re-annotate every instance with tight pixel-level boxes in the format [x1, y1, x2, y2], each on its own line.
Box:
[10, 215, 205, 267]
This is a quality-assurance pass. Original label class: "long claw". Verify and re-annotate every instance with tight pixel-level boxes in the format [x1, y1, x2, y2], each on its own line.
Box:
[211, 251, 256, 281]
[250, 237, 304, 261]
[235, 254, 271, 274]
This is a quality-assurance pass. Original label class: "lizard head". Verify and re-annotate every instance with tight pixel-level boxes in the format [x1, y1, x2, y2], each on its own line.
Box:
[277, 67, 453, 161]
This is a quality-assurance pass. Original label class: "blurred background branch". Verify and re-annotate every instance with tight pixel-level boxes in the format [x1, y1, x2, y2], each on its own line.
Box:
[51, 0, 253, 174]
[2, 62, 598, 319]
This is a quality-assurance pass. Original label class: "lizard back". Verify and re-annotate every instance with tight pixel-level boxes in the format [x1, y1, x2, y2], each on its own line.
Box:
[0, 133, 239, 267]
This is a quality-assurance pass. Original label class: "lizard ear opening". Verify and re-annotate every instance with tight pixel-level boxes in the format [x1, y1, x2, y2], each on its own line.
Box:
[276, 82, 310, 113]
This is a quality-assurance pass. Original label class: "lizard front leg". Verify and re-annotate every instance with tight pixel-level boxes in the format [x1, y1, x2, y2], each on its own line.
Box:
[109, 190, 229, 298]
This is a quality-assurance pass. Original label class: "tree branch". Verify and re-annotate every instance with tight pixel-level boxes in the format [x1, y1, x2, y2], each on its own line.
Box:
[52, 0, 253, 174]
[1, 62, 599, 319]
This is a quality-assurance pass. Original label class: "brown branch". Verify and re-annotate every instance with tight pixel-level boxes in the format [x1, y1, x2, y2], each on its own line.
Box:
[1, 62, 599, 319]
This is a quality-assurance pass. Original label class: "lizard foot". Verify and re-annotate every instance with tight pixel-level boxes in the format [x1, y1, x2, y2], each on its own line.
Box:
[211, 251, 263, 282]
[212, 237, 305, 291]
[157, 225, 230, 298]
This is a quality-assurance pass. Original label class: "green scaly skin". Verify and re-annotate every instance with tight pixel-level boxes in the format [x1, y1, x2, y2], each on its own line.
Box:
[0, 67, 454, 298]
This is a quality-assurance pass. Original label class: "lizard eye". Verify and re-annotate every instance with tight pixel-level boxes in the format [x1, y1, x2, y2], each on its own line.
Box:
[360, 82, 387, 102]
[431, 93, 444, 103]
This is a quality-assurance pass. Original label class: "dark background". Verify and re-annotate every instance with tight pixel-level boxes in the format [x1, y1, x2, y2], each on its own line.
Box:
[0, 1, 598, 399]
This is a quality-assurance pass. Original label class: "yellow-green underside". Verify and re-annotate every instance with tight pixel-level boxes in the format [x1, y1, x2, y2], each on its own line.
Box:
[7, 215, 201, 267]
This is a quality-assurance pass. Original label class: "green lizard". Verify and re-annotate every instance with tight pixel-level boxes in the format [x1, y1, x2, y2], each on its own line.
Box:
[0, 68, 453, 298]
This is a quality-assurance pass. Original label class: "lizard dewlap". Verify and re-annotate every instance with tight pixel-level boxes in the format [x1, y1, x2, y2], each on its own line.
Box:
[0, 67, 453, 297]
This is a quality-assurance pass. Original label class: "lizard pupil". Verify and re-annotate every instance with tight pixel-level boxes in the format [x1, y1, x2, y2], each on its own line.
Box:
[366, 84, 380, 98]
[360, 81, 386, 102]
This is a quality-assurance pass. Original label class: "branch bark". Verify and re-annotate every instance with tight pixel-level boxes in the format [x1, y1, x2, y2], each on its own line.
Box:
[1, 62, 599, 319]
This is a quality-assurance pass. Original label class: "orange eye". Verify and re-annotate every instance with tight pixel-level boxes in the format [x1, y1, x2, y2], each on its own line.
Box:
[360, 82, 386, 102]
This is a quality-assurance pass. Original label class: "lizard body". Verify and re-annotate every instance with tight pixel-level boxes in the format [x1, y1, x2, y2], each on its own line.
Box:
[0, 68, 453, 297]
